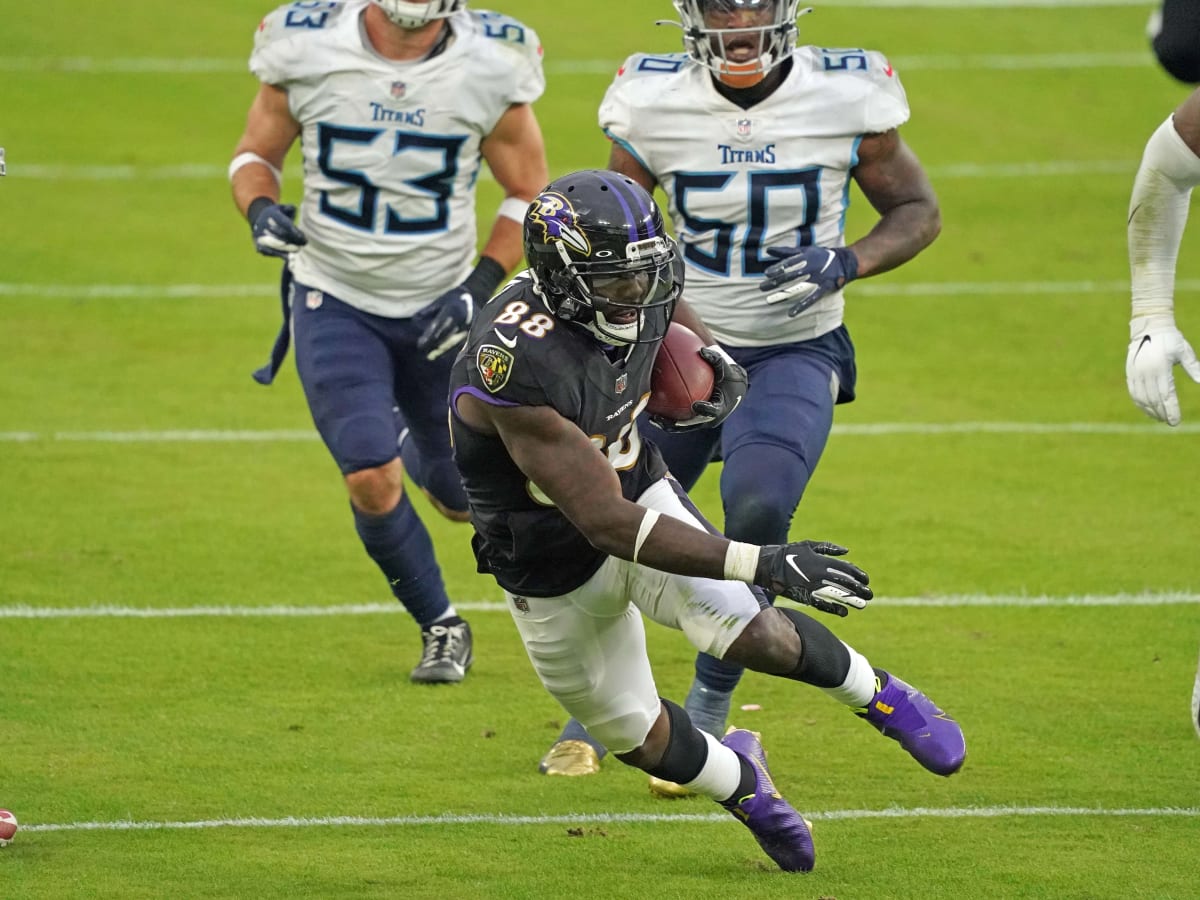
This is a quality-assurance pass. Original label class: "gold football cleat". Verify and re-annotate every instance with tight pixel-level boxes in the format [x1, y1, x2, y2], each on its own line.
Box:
[538, 739, 602, 776]
[648, 775, 693, 799]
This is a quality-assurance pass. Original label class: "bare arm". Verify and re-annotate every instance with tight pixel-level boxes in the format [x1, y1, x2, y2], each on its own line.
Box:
[479, 103, 550, 272]
[606, 146, 720, 345]
[1173, 85, 1200, 155]
[230, 83, 301, 217]
[607, 142, 658, 194]
[670, 298, 719, 346]
[455, 393, 730, 577]
[849, 129, 941, 278]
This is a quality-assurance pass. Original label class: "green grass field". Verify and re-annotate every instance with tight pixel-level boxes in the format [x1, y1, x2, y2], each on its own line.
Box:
[3, 0, 1200, 897]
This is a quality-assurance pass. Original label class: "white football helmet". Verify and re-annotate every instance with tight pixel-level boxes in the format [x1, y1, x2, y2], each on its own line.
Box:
[668, 0, 810, 87]
[375, 0, 464, 29]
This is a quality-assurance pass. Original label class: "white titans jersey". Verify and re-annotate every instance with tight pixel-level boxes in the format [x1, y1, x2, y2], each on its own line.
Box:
[251, 2, 544, 317]
[600, 46, 909, 346]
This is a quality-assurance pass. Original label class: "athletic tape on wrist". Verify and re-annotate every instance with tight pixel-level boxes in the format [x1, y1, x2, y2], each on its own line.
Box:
[633, 509, 661, 564]
[724, 540, 759, 583]
[228, 152, 283, 186]
[1129, 116, 1200, 322]
[498, 196, 530, 224]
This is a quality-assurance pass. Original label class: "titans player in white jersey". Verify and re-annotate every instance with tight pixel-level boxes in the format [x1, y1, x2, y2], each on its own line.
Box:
[540, 0, 943, 783]
[228, 0, 548, 683]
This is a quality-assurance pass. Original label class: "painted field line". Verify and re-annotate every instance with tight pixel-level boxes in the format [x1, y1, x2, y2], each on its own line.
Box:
[5, 159, 1137, 181]
[2, 594, 1197, 620]
[0, 50, 1154, 77]
[2, 422, 1198, 444]
[6, 279, 1200, 301]
[21, 805, 1200, 835]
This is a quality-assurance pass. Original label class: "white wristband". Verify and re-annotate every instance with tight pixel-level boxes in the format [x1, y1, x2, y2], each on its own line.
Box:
[723, 540, 760, 583]
[228, 152, 283, 186]
[633, 509, 661, 563]
[498, 196, 530, 224]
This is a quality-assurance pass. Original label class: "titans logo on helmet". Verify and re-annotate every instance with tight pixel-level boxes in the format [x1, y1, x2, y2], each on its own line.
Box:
[528, 192, 591, 256]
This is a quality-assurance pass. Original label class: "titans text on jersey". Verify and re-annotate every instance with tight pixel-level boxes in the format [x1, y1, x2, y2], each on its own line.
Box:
[600, 46, 908, 346]
[251, 0, 544, 317]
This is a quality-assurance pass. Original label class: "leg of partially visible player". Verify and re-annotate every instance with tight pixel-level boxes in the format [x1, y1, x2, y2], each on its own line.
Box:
[1192, 645, 1200, 738]
[680, 340, 845, 745]
[293, 287, 470, 684]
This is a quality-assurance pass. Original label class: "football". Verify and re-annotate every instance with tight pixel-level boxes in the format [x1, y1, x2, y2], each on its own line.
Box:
[0, 809, 17, 847]
[648, 322, 714, 421]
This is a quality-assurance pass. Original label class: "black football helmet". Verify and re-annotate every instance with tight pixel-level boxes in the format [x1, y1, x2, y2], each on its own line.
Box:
[523, 170, 682, 346]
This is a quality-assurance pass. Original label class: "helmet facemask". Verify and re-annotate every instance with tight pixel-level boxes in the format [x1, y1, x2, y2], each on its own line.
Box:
[375, 0, 464, 29]
[524, 172, 683, 347]
[559, 236, 680, 346]
[668, 0, 809, 88]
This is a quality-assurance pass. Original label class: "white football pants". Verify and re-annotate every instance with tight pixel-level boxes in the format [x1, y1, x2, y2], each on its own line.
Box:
[505, 477, 763, 754]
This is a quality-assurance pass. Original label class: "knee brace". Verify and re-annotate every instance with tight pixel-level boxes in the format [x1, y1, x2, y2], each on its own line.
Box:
[586, 706, 660, 756]
[620, 698, 709, 784]
[778, 606, 851, 688]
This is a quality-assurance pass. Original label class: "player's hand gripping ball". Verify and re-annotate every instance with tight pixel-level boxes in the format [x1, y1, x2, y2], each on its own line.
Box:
[0, 809, 17, 847]
[647, 323, 715, 422]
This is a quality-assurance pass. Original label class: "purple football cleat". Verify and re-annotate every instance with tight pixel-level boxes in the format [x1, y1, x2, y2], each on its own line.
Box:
[720, 728, 815, 872]
[858, 670, 966, 776]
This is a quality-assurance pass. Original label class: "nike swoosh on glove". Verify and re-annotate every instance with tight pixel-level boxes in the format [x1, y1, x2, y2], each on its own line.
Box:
[650, 344, 749, 433]
[1126, 319, 1200, 426]
[759, 245, 859, 317]
[414, 287, 476, 361]
[250, 203, 307, 259]
[755, 541, 872, 617]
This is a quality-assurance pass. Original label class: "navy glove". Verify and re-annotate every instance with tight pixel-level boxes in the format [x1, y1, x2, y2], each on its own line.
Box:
[414, 256, 506, 360]
[650, 344, 749, 433]
[754, 540, 872, 617]
[248, 198, 307, 259]
[759, 245, 859, 318]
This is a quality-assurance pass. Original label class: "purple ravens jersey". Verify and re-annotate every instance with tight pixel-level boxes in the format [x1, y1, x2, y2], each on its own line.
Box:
[449, 274, 668, 597]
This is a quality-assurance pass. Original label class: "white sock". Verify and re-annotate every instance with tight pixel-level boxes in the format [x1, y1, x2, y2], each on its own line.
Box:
[820, 643, 876, 708]
[681, 732, 742, 801]
[433, 606, 460, 623]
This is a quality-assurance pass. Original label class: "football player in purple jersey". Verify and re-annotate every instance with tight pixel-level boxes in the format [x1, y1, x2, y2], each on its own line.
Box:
[541, 0, 943, 785]
[448, 169, 965, 871]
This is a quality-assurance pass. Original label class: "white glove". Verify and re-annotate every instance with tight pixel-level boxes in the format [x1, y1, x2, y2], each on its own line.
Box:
[1126, 316, 1200, 426]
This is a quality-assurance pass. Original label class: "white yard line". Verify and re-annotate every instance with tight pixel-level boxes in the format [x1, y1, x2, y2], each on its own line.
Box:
[1, 594, 1197, 620]
[0, 49, 1155, 78]
[2, 422, 1198, 443]
[6, 279, 1200, 300]
[20, 804, 1199, 835]
[4, 159, 1138, 180]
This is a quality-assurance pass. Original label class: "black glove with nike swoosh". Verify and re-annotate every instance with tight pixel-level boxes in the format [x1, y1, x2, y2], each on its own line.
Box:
[414, 256, 507, 361]
[651, 345, 749, 433]
[754, 541, 872, 617]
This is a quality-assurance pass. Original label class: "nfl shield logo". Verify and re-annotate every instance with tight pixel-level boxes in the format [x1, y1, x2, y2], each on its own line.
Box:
[390, 81, 406, 99]
[736, 118, 752, 137]
[615, 373, 628, 395]
[512, 596, 530, 613]
[305, 290, 323, 310]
